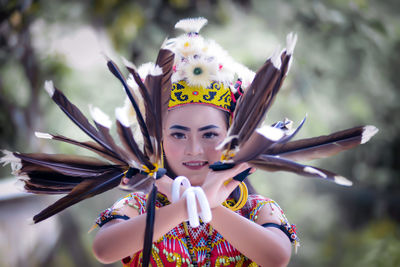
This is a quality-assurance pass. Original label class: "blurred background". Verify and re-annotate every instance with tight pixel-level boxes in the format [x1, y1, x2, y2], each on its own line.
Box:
[0, 0, 399, 266]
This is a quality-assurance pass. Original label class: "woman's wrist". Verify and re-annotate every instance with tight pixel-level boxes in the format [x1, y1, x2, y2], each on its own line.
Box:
[173, 196, 189, 222]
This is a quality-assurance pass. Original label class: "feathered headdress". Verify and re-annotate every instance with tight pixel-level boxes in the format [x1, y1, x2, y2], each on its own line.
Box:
[1, 17, 378, 266]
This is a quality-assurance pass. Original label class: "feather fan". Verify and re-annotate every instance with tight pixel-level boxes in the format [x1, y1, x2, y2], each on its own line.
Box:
[35, 132, 125, 165]
[211, 33, 378, 187]
[107, 59, 154, 157]
[142, 48, 175, 161]
[249, 155, 352, 186]
[266, 125, 379, 162]
[44, 81, 122, 161]
[33, 170, 124, 223]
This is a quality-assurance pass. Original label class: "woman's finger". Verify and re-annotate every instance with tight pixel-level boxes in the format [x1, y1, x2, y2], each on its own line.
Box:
[223, 178, 240, 194]
[210, 162, 250, 183]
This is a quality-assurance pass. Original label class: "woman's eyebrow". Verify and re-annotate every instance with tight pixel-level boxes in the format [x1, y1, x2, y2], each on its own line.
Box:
[198, 125, 219, 131]
[169, 125, 190, 131]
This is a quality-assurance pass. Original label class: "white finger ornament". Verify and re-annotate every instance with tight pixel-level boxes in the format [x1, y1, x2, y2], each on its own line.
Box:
[193, 187, 212, 223]
[171, 176, 191, 202]
[182, 187, 199, 227]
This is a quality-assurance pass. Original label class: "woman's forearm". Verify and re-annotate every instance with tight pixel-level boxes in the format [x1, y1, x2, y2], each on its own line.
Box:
[210, 205, 292, 267]
[93, 197, 188, 264]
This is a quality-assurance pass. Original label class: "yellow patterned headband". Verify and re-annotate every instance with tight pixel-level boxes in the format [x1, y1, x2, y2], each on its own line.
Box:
[168, 80, 233, 112]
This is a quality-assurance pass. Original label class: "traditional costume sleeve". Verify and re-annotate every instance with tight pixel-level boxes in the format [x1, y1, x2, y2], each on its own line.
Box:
[245, 194, 300, 250]
[93, 192, 147, 228]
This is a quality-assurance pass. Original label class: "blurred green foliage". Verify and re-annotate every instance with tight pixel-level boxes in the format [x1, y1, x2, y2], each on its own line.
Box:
[0, 0, 399, 266]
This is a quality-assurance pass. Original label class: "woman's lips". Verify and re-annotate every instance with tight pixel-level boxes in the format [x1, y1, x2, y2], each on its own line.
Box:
[182, 161, 208, 170]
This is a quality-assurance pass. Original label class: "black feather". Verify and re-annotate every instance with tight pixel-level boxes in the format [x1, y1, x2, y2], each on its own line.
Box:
[142, 184, 157, 267]
[49, 87, 121, 158]
[107, 60, 154, 156]
[33, 169, 124, 223]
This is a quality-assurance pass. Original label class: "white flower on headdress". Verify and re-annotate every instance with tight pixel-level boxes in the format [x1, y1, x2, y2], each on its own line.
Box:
[180, 56, 218, 88]
[215, 58, 236, 85]
[175, 35, 205, 58]
[235, 63, 256, 89]
[203, 40, 236, 85]
[175, 17, 208, 34]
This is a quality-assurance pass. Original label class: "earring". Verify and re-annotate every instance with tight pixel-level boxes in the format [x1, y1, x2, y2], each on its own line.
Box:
[223, 182, 248, 211]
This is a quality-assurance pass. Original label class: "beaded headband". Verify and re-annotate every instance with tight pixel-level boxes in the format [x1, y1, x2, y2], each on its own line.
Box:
[169, 80, 233, 112]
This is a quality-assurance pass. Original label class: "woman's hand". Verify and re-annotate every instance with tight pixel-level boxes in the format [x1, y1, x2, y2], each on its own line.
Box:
[155, 163, 252, 209]
[155, 175, 174, 200]
[201, 163, 251, 208]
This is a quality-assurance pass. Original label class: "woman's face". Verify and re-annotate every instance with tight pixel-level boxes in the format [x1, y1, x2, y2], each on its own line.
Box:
[163, 105, 228, 186]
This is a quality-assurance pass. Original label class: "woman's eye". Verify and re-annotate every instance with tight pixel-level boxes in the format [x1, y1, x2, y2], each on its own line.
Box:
[171, 132, 186, 139]
[203, 132, 219, 139]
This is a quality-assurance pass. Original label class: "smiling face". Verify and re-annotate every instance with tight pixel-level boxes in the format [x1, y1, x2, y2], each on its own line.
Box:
[163, 105, 228, 186]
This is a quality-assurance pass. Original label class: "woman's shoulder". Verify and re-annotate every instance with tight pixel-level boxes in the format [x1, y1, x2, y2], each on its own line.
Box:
[93, 192, 148, 229]
[112, 192, 148, 210]
[242, 194, 288, 223]
[247, 194, 274, 203]
[245, 194, 275, 211]
[244, 194, 300, 249]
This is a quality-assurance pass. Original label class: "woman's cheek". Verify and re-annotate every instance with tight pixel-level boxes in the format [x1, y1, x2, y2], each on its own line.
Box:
[164, 137, 184, 159]
[205, 145, 222, 163]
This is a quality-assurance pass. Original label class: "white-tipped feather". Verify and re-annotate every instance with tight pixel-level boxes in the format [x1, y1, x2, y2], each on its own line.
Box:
[115, 107, 131, 127]
[100, 51, 112, 63]
[126, 74, 139, 90]
[1, 150, 22, 174]
[161, 37, 175, 50]
[0, 150, 20, 166]
[153, 65, 163, 76]
[286, 32, 298, 55]
[121, 56, 137, 70]
[89, 105, 112, 128]
[14, 179, 28, 192]
[120, 81, 145, 123]
[175, 17, 208, 34]
[270, 46, 282, 69]
[286, 57, 294, 76]
[256, 126, 285, 141]
[44, 80, 55, 97]
[286, 118, 294, 130]
[361, 125, 379, 144]
[216, 135, 239, 150]
[334, 176, 353, 186]
[303, 166, 328, 178]
[138, 62, 163, 78]
[34, 132, 53, 139]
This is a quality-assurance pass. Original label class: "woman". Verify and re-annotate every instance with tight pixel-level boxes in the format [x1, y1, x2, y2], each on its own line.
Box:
[92, 18, 298, 266]
[1, 16, 376, 267]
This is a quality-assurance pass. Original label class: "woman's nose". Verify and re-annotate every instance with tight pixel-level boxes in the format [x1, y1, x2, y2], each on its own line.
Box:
[185, 137, 204, 156]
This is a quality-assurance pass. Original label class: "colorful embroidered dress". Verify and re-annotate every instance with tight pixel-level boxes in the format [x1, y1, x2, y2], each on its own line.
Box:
[95, 193, 298, 267]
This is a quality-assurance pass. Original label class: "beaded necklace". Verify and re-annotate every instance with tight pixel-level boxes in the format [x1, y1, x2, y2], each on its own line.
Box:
[183, 221, 213, 267]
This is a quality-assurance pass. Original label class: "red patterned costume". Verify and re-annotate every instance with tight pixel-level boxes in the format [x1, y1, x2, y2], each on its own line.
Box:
[95, 193, 299, 266]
